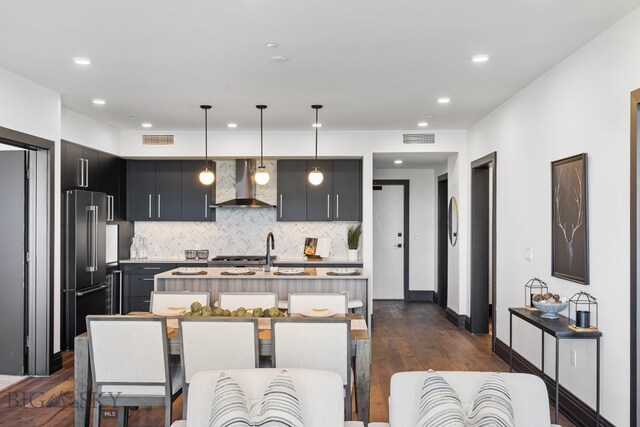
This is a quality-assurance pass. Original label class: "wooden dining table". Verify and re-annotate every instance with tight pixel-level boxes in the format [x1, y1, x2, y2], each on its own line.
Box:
[74, 313, 371, 426]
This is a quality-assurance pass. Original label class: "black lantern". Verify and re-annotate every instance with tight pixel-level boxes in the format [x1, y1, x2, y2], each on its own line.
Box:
[568, 292, 598, 330]
[524, 277, 549, 308]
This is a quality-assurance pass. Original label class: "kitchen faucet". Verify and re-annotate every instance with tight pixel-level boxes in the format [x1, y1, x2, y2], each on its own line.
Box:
[265, 232, 275, 272]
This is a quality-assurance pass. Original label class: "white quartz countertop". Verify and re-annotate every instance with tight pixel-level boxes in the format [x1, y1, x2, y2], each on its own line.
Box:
[155, 267, 369, 280]
[120, 258, 362, 265]
[120, 259, 208, 264]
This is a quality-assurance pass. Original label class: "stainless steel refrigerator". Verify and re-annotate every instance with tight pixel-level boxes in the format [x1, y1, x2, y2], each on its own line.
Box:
[65, 189, 108, 349]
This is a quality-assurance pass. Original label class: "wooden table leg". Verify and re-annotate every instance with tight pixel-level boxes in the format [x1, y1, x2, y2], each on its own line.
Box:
[355, 338, 371, 425]
[74, 336, 91, 427]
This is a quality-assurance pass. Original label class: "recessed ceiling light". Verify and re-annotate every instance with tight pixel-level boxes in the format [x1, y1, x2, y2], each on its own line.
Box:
[438, 97, 451, 104]
[141, 123, 153, 128]
[73, 57, 91, 65]
[227, 123, 238, 128]
[394, 160, 403, 164]
[418, 122, 428, 127]
[269, 56, 289, 63]
[312, 123, 322, 128]
[472, 54, 490, 63]
[265, 42, 280, 48]
[129, 115, 137, 120]
[92, 98, 106, 105]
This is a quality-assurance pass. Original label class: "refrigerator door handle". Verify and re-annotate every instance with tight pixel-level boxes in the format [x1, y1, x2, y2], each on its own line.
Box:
[87, 205, 98, 272]
[76, 283, 108, 297]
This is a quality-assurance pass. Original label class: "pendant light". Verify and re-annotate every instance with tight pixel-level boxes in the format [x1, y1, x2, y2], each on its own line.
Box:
[254, 105, 270, 185]
[199, 105, 215, 185]
[308, 104, 324, 186]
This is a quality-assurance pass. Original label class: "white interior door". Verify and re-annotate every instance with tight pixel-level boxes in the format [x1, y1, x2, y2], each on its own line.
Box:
[373, 185, 405, 299]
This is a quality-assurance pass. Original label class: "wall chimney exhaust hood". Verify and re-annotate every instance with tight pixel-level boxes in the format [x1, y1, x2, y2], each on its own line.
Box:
[213, 159, 275, 208]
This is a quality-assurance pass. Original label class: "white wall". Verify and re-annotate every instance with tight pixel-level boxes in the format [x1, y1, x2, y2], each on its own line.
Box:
[61, 108, 120, 154]
[373, 168, 436, 292]
[121, 129, 469, 313]
[0, 66, 62, 353]
[467, 7, 640, 424]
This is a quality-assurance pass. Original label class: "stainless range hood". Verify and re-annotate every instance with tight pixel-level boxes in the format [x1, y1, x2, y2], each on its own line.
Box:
[214, 159, 275, 208]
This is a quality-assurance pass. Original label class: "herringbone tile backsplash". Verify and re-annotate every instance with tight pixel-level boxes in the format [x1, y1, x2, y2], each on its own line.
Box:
[134, 160, 360, 259]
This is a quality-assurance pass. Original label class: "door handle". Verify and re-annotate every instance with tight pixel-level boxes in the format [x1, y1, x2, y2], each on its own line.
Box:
[157, 194, 161, 218]
[148, 194, 152, 218]
[327, 194, 330, 219]
[395, 244, 403, 248]
[87, 206, 98, 272]
[76, 284, 108, 297]
[84, 158, 89, 188]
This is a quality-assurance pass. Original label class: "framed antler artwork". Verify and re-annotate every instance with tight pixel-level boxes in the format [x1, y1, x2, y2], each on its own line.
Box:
[551, 153, 589, 284]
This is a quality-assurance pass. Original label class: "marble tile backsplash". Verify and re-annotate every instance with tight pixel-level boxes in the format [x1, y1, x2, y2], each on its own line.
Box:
[134, 160, 360, 260]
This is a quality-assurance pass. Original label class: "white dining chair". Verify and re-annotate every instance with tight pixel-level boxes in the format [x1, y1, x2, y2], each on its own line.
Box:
[86, 315, 182, 427]
[288, 292, 349, 314]
[178, 317, 259, 418]
[272, 317, 353, 420]
[150, 291, 210, 314]
[218, 292, 278, 311]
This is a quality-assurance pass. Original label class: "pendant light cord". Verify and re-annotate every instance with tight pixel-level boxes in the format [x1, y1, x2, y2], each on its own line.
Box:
[204, 107, 209, 170]
[314, 107, 319, 167]
[260, 108, 264, 167]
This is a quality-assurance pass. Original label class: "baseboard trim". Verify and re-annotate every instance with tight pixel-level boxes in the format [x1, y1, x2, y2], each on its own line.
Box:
[445, 307, 466, 328]
[50, 351, 62, 375]
[464, 315, 472, 332]
[433, 292, 439, 304]
[494, 339, 613, 427]
[407, 290, 435, 302]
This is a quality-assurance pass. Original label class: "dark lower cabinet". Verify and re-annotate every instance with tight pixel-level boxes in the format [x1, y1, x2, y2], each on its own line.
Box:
[121, 263, 206, 314]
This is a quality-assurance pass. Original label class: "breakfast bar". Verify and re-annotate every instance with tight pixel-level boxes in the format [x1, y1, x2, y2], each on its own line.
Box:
[154, 267, 372, 325]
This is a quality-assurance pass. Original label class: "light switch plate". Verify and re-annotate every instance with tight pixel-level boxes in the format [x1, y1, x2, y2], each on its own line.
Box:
[525, 248, 533, 262]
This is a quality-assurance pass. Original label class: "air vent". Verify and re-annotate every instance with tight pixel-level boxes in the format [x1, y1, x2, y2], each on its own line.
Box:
[403, 133, 435, 144]
[142, 135, 174, 145]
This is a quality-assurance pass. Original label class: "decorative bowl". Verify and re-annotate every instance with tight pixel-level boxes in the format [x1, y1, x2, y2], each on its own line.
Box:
[532, 301, 568, 319]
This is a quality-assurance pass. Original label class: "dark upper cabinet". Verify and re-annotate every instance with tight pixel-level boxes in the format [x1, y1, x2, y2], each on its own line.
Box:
[277, 159, 362, 222]
[98, 152, 126, 222]
[181, 160, 216, 221]
[306, 160, 334, 221]
[62, 140, 100, 191]
[155, 161, 182, 221]
[127, 160, 156, 221]
[277, 160, 307, 221]
[333, 159, 362, 221]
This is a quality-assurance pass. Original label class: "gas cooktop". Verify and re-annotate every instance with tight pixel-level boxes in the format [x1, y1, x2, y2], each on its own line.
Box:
[208, 255, 277, 266]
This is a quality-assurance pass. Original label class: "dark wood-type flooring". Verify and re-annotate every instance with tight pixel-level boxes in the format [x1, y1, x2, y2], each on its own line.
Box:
[0, 301, 574, 426]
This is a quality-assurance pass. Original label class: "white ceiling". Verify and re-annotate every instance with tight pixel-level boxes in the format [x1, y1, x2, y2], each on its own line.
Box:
[1, 0, 638, 131]
[373, 152, 453, 170]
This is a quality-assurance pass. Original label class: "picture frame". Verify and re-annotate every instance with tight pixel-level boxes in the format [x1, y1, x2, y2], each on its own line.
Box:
[551, 153, 589, 284]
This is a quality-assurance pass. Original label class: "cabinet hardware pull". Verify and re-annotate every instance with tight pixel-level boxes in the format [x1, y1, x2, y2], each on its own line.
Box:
[279, 194, 283, 218]
[158, 194, 161, 218]
[84, 158, 89, 188]
[336, 194, 339, 218]
[142, 278, 155, 281]
[327, 194, 330, 218]
[76, 284, 108, 297]
[78, 158, 84, 187]
[205, 194, 208, 218]
[148, 194, 152, 218]
[143, 267, 161, 270]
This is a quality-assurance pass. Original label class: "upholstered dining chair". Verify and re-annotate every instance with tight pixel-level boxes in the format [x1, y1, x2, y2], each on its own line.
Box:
[271, 317, 353, 420]
[150, 291, 210, 314]
[217, 292, 278, 311]
[288, 292, 349, 314]
[178, 317, 259, 418]
[86, 315, 182, 427]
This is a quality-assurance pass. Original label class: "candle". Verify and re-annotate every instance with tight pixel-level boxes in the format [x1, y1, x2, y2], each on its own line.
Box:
[576, 310, 590, 328]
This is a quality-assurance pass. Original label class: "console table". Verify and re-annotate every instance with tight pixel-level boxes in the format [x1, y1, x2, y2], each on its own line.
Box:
[508, 307, 602, 425]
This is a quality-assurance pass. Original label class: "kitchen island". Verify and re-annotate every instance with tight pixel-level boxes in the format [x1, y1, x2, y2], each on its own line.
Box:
[155, 267, 371, 324]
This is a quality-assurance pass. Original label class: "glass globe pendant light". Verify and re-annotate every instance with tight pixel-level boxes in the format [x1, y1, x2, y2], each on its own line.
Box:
[199, 105, 215, 185]
[254, 105, 270, 185]
[308, 104, 324, 186]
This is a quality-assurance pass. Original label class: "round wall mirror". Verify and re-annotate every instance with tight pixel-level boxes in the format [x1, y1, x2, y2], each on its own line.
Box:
[448, 196, 458, 246]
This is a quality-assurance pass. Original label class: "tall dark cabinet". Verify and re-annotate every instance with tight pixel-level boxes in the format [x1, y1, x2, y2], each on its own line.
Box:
[181, 160, 216, 221]
[306, 160, 334, 221]
[277, 160, 307, 221]
[332, 159, 362, 221]
[62, 141, 98, 191]
[127, 160, 157, 221]
[155, 161, 182, 221]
